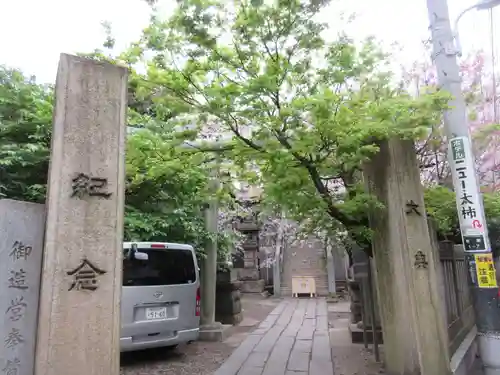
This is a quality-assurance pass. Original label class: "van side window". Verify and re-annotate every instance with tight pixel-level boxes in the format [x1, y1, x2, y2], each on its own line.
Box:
[123, 249, 196, 286]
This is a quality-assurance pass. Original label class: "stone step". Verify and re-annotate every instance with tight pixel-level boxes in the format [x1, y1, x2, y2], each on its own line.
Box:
[240, 279, 265, 293]
[282, 277, 328, 283]
[280, 277, 330, 296]
[280, 235, 331, 297]
[281, 282, 329, 289]
[286, 268, 327, 273]
[281, 286, 328, 293]
[279, 289, 329, 297]
[286, 263, 327, 267]
[284, 274, 328, 280]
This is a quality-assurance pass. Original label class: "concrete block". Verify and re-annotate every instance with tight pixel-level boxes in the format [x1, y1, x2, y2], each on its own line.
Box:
[252, 313, 279, 335]
[282, 306, 305, 337]
[316, 316, 328, 331]
[315, 299, 328, 316]
[253, 325, 286, 353]
[214, 334, 262, 375]
[262, 336, 294, 375]
[238, 366, 264, 375]
[199, 324, 232, 342]
[293, 339, 312, 353]
[244, 351, 269, 367]
[282, 321, 302, 337]
[270, 302, 287, 315]
[305, 300, 316, 317]
[276, 303, 296, 327]
[311, 333, 332, 362]
[309, 359, 334, 375]
[287, 351, 309, 372]
[297, 318, 315, 340]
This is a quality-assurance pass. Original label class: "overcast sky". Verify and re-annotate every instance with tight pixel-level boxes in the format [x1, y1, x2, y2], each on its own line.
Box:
[0, 0, 498, 83]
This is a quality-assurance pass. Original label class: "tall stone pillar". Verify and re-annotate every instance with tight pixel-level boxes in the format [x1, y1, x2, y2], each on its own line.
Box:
[364, 138, 450, 375]
[34, 54, 127, 375]
[198, 164, 229, 341]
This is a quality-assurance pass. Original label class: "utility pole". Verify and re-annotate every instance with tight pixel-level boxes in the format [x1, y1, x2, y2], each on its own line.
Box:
[489, 9, 498, 123]
[426, 0, 500, 374]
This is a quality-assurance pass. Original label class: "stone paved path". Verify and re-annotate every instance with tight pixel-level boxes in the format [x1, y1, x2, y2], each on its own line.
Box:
[213, 298, 333, 375]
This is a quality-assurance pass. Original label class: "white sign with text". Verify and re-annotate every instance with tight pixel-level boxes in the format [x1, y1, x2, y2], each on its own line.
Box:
[449, 136, 489, 252]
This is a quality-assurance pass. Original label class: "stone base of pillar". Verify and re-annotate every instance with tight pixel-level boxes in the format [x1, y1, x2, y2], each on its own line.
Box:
[240, 279, 265, 293]
[349, 323, 384, 344]
[198, 322, 231, 342]
[215, 279, 243, 325]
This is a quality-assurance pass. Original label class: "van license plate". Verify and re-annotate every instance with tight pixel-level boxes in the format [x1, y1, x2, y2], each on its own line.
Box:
[145, 307, 167, 320]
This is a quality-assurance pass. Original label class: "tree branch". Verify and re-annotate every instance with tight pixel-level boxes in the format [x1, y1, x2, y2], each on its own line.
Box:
[271, 128, 359, 227]
[225, 113, 266, 152]
[304, 162, 359, 227]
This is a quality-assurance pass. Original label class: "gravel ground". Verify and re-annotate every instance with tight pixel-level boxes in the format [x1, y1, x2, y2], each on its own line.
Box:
[120, 295, 279, 375]
[331, 343, 385, 375]
[470, 358, 484, 375]
[329, 302, 385, 375]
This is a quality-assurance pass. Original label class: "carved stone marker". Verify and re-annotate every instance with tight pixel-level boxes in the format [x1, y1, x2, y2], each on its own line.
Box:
[0, 199, 45, 375]
[34, 54, 127, 375]
[364, 138, 450, 375]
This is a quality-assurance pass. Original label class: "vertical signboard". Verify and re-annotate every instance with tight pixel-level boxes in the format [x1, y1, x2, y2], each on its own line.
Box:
[474, 253, 497, 288]
[449, 137, 489, 252]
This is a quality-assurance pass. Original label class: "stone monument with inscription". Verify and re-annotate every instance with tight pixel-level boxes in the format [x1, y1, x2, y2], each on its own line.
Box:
[34, 54, 127, 375]
[364, 138, 450, 375]
[0, 199, 45, 375]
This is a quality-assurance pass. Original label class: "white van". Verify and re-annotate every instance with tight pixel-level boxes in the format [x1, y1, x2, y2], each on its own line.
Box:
[120, 242, 200, 352]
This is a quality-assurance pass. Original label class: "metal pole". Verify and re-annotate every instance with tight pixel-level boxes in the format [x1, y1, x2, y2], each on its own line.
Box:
[426, 1, 500, 373]
[490, 9, 498, 123]
[360, 276, 369, 349]
[367, 257, 380, 362]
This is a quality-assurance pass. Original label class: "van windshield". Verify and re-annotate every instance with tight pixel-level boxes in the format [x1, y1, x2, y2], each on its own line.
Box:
[122, 248, 196, 287]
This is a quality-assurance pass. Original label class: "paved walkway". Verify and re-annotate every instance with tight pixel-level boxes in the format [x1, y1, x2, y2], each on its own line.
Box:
[214, 298, 333, 375]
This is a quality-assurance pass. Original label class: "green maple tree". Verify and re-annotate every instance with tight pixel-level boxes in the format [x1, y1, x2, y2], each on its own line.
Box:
[0, 64, 238, 260]
[0, 66, 53, 202]
[118, 0, 449, 253]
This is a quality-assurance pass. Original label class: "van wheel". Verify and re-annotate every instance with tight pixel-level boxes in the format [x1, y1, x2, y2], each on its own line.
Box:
[165, 345, 178, 351]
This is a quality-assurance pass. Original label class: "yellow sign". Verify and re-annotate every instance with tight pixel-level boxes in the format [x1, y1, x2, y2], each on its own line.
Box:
[475, 253, 498, 288]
